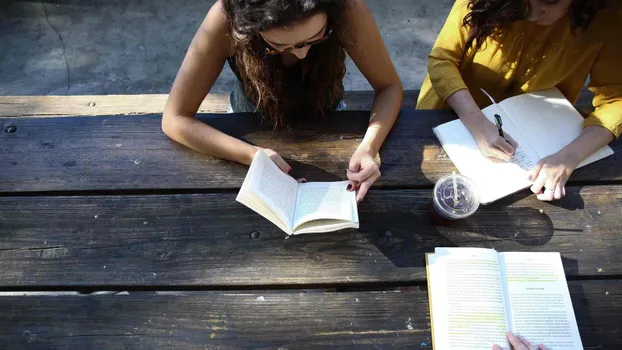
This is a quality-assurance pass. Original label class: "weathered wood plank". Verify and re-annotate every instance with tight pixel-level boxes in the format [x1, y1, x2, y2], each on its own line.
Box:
[1, 111, 619, 192]
[0, 91, 420, 118]
[0, 281, 620, 349]
[0, 186, 620, 288]
[0, 94, 230, 117]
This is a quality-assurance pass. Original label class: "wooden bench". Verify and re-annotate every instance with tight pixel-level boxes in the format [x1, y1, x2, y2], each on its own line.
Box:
[1, 91, 620, 348]
[0, 88, 594, 117]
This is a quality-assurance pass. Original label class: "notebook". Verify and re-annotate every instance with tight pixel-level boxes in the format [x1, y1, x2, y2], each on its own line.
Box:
[236, 150, 359, 235]
[433, 87, 614, 204]
[426, 248, 583, 350]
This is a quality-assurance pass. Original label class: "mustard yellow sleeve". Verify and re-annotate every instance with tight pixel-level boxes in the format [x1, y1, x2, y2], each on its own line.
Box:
[427, 0, 470, 101]
[583, 18, 622, 138]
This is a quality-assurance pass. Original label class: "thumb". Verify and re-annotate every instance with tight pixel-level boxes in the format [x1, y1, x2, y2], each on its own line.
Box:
[492, 345, 503, 350]
[488, 146, 513, 162]
[269, 154, 292, 174]
[348, 158, 361, 173]
[494, 138, 516, 156]
[347, 159, 361, 191]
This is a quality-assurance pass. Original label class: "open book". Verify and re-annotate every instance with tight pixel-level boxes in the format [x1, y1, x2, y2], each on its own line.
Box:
[433, 88, 614, 204]
[426, 248, 582, 350]
[236, 150, 359, 235]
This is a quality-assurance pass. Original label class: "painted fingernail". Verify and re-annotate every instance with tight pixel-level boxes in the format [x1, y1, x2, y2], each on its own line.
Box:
[527, 175, 532, 181]
[347, 184, 352, 191]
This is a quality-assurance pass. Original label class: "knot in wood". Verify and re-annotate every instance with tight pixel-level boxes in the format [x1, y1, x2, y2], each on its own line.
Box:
[249, 231, 261, 239]
[4, 125, 16, 134]
[155, 250, 172, 260]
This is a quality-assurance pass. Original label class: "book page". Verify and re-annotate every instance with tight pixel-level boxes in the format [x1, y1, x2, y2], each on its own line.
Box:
[427, 248, 510, 349]
[499, 88, 613, 167]
[294, 188, 358, 234]
[434, 103, 539, 204]
[499, 252, 583, 349]
[292, 181, 354, 230]
[236, 151, 291, 234]
[247, 150, 299, 229]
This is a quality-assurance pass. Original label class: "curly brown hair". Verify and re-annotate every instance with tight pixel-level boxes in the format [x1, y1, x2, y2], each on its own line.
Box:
[463, 0, 607, 53]
[222, 0, 348, 128]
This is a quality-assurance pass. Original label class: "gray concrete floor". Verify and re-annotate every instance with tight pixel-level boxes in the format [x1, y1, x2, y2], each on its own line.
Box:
[0, 0, 453, 96]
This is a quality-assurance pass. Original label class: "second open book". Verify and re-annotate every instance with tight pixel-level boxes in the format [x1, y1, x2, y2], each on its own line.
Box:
[433, 87, 614, 204]
[236, 150, 359, 235]
[427, 248, 582, 349]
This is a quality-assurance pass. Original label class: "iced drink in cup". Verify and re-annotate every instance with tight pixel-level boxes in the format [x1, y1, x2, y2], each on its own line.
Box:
[429, 173, 480, 225]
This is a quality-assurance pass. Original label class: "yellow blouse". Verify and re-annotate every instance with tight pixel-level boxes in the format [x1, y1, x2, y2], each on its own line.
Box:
[416, 0, 622, 138]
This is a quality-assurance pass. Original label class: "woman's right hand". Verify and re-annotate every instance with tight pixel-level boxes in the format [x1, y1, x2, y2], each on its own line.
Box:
[470, 119, 519, 162]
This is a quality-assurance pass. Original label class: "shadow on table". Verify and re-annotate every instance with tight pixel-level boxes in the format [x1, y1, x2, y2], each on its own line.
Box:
[362, 187, 592, 269]
[361, 205, 558, 269]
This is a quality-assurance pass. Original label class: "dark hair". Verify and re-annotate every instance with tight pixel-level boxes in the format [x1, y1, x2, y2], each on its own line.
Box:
[463, 0, 607, 53]
[222, 0, 348, 128]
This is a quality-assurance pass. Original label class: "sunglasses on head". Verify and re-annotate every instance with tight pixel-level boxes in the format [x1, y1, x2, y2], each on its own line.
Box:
[264, 28, 333, 56]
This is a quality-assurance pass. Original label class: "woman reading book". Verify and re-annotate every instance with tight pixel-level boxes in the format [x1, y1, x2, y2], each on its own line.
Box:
[417, 0, 621, 201]
[162, 0, 403, 202]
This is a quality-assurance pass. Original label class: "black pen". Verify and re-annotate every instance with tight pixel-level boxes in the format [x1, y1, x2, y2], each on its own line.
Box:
[494, 114, 507, 142]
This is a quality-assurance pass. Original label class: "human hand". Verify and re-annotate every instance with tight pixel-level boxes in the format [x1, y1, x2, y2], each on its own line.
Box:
[470, 118, 519, 162]
[347, 145, 380, 202]
[529, 150, 580, 201]
[262, 148, 292, 173]
[262, 148, 306, 183]
[492, 332, 548, 350]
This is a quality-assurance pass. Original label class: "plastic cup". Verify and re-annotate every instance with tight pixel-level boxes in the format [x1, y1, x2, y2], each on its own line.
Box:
[429, 174, 480, 225]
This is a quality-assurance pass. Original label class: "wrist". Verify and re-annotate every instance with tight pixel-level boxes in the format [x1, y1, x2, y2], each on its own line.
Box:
[243, 145, 260, 165]
[558, 147, 582, 167]
[356, 141, 378, 157]
[461, 112, 490, 137]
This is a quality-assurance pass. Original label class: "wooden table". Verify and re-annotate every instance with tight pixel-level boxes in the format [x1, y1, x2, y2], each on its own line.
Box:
[0, 109, 621, 348]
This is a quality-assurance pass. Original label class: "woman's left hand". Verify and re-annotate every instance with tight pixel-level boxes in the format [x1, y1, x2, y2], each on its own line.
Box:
[347, 146, 381, 202]
[529, 150, 581, 201]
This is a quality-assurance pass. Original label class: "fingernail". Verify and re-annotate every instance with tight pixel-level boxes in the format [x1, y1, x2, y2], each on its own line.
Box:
[527, 175, 533, 181]
[347, 184, 352, 191]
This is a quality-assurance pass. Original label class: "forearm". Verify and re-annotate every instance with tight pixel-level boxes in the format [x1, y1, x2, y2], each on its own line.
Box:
[162, 114, 258, 165]
[359, 84, 403, 156]
[446, 89, 488, 131]
[560, 125, 614, 163]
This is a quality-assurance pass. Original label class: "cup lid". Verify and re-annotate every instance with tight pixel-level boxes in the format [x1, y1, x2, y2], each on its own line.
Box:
[433, 174, 480, 219]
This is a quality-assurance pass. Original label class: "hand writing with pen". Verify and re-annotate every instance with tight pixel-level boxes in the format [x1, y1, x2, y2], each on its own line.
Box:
[471, 114, 580, 202]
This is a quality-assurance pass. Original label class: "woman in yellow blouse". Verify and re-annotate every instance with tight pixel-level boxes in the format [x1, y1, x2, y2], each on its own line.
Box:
[417, 0, 621, 201]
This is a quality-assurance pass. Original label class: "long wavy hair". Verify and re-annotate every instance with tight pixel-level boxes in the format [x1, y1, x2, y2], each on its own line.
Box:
[222, 0, 348, 128]
[463, 0, 607, 53]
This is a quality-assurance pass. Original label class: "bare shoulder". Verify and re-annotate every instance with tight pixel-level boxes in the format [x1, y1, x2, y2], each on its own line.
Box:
[197, 0, 236, 57]
[344, 0, 369, 22]
[342, 0, 376, 45]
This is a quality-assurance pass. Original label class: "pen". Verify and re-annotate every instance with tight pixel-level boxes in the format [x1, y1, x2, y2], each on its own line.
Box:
[494, 114, 507, 142]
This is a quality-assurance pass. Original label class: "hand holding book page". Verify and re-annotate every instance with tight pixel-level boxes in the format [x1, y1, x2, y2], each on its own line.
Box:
[239, 148, 299, 233]
[236, 150, 358, 235]
[426, 248, 583, 350]
[493, 332, 548, 350]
